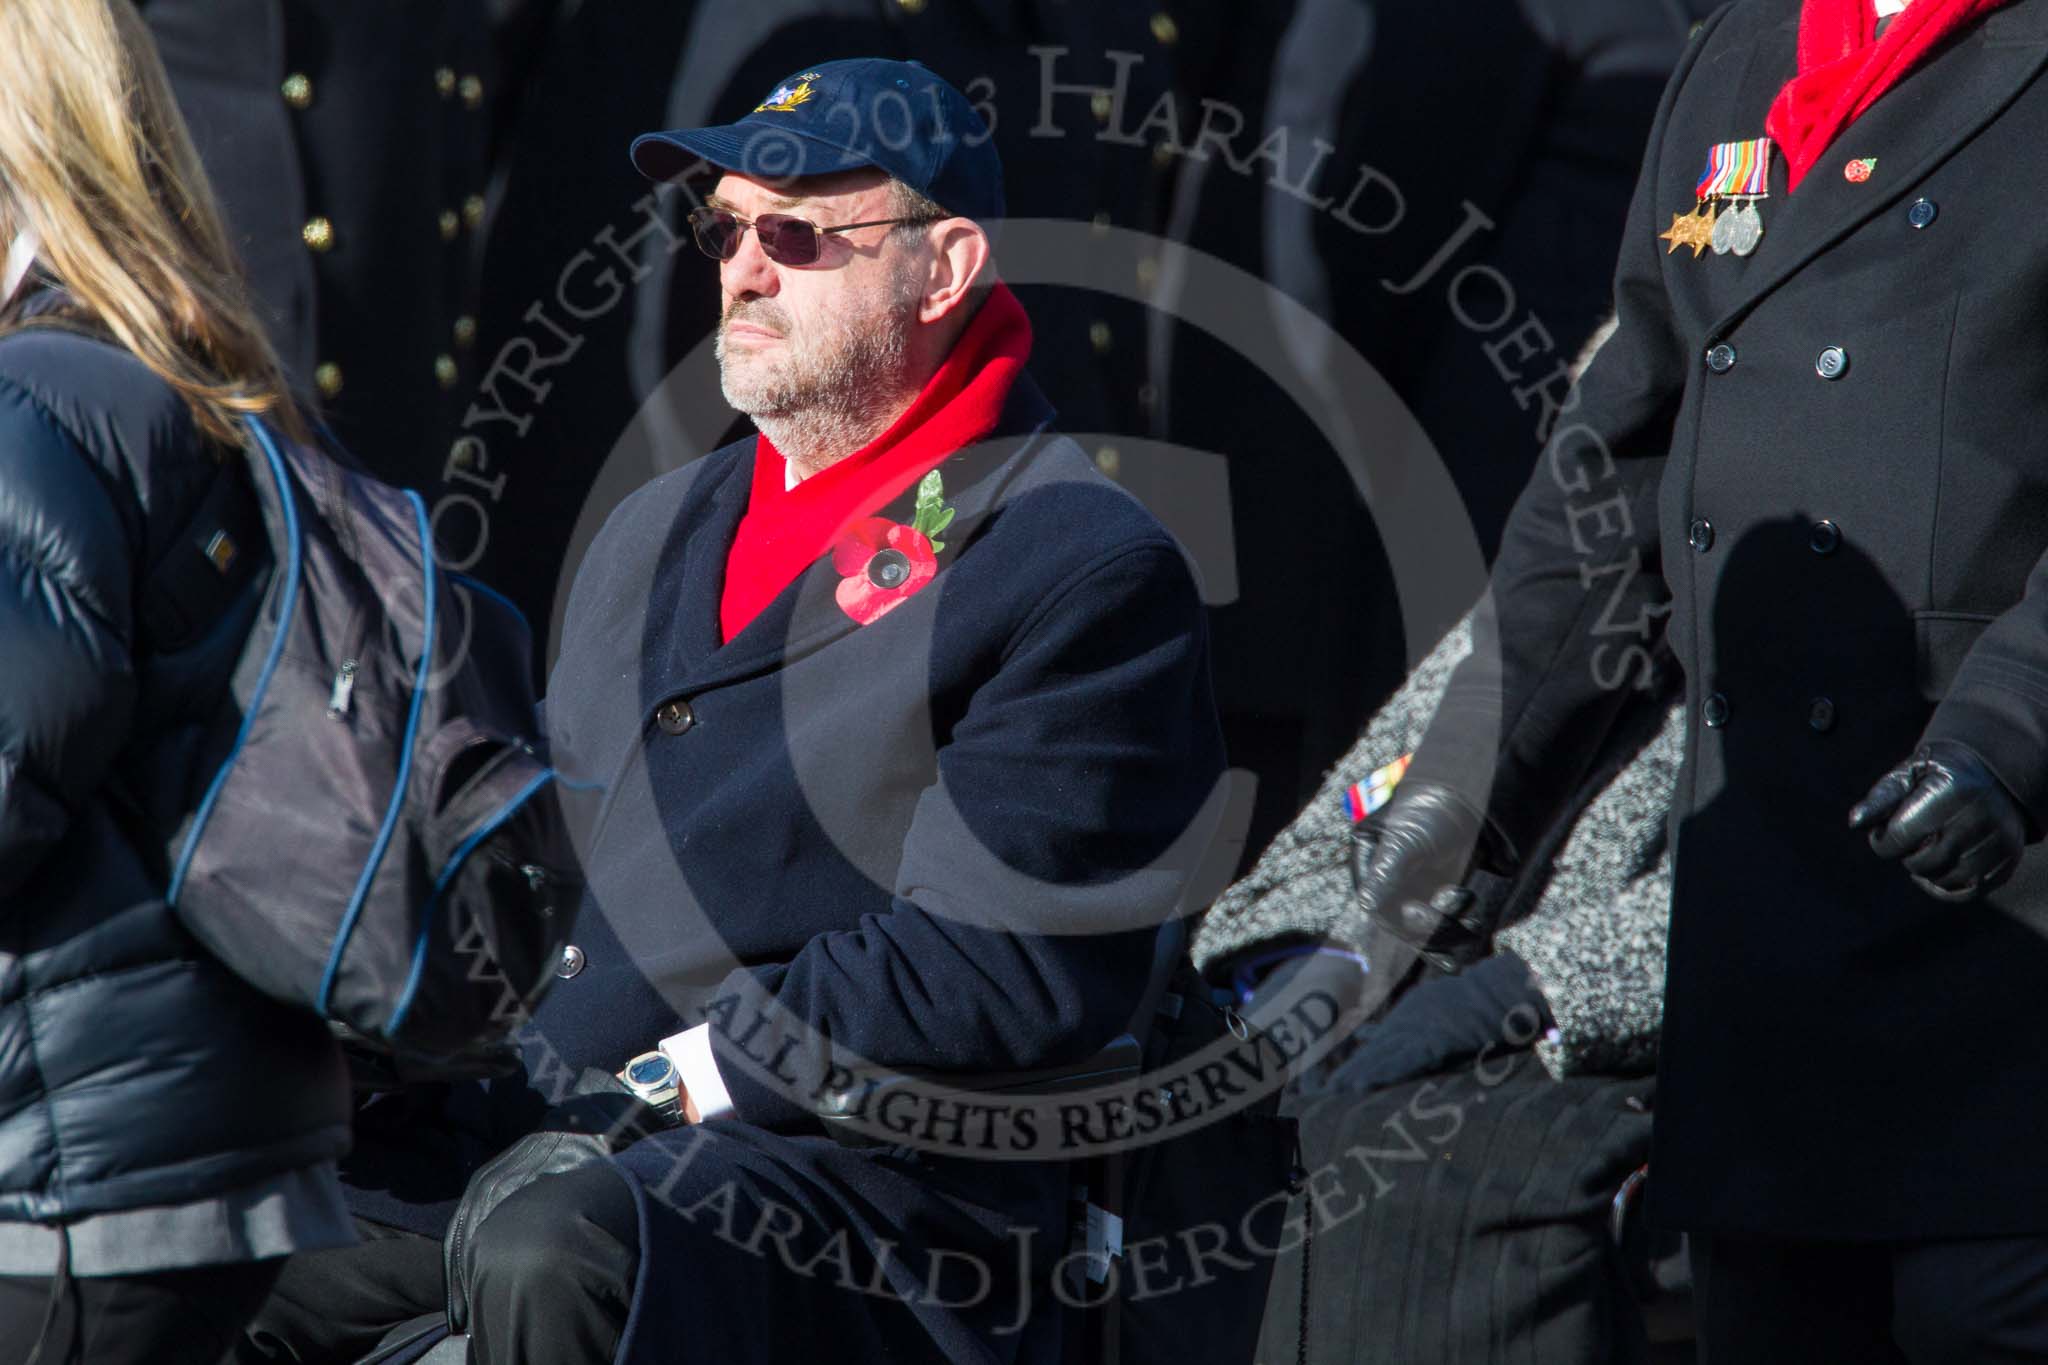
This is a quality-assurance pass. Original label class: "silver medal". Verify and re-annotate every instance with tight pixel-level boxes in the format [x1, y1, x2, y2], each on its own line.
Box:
[1726, 199, 1764, 257]
[1709, 200, 1739, 255]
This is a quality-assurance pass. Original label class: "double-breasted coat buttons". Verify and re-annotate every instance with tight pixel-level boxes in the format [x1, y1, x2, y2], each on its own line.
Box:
[556, 944, 586, 979]
[1810, 519, 1841, 555]
[657, 699, 696, 735]
[1816, 346, 1850, 381]
[1689, 518, 1715, 552]
[1908, 198, 1939, 229]
[1703, 693, 1730, 728]
[1706, 343, 1737, 374]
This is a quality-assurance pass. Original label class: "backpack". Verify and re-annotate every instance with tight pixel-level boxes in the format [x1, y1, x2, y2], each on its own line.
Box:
[159, 416, 578, 1060]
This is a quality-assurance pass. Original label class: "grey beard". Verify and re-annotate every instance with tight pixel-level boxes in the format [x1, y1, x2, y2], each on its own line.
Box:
[719, 303, 917, 472]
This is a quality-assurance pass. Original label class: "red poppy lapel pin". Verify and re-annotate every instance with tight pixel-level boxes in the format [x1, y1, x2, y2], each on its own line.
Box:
[832, 470, 956, 625]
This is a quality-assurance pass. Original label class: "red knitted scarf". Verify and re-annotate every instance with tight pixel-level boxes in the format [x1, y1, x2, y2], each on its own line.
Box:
[1767, 0, 2010, 190]
[719, 283, 1032, 642]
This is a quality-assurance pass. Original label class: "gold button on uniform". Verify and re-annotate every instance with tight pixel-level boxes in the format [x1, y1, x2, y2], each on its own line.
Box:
[434, 66, 456, 98]
[281, 73, 313, 109]
[1090, 211, 1112, 235]
[1095, 445, 1121, 478]
[438, 209, 459, 241]
[1089, 321, 1112, 353]
[1150, 12, 1179, 43]
[302, 216, 334, 252]
[458, 73, 484, 109]
[434, 354, 458, 388]
[895, 0, 927, 11]
[1152, 141, 1177, 167]
[462, 194, 486, 230]
[314, 362, 343, 398]
[453, 315, 477, 348]
[1136, 257, 1159, 289]
[1090, 91, 1114, 123]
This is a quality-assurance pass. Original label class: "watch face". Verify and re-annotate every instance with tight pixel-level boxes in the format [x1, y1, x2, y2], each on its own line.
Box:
[627, 1055, 675, 1089]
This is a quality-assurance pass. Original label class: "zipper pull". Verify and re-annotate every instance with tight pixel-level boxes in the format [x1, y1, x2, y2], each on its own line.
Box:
[327, 659, 357, 719]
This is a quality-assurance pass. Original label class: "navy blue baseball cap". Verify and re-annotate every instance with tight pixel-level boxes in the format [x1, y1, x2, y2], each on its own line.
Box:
[630, 58, 1004, 223]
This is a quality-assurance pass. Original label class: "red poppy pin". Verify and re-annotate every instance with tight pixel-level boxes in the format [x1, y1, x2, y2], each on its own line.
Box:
[831, 471, 955, 625]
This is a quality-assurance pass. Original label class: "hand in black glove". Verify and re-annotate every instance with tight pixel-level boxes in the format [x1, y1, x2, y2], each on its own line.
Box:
[1849, 740, 2030, 903]
[443, 1068, 664, 1333]
[1349, 780, 1513, 974]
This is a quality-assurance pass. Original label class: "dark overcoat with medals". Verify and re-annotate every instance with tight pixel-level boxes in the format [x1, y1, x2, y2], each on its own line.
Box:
[1412, 0, 2048, 1239]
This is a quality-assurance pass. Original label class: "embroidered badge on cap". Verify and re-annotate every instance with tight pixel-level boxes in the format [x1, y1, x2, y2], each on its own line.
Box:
[755, 73, 822, 114]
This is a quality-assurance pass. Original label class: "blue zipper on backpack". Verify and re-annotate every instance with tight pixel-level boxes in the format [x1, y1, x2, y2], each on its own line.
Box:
[316, 487, 437, 1020]
[168, 417, 304, 904]
[384, 766, 558, 1038]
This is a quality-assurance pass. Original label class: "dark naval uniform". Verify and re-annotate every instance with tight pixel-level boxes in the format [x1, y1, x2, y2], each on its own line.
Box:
[1411, 0, 2048, 1316]
[142, 0, 496, 488]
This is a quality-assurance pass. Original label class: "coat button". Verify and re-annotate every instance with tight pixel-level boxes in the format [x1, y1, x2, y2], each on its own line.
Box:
[656, 699, 695, 735]
[1705, 343, 1737, 374]
[1908, 198, 1939, 229]
[314, 362, 343, 398]
[1816, 346, 1850, 380]
[280, 73, 314, 109]
[1810, 519, 1841, 555]
[556, 944, 586, 979]
[438, 208, 459, 241]
[1809, 697, 1837, 733]
[1688, 518, 1715, 552]
[302, 216, 335, 252]
[1703, 692, 1730, 728]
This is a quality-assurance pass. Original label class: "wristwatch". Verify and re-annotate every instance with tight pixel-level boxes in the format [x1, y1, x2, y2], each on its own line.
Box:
[618, 1050, 684, 1124]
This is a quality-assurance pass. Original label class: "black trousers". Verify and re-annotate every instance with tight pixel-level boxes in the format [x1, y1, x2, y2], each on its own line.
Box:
[241, 1163, 639, 1365]
[1693, 1231, 2048, 1364]
[0, 1259, 284, 1365]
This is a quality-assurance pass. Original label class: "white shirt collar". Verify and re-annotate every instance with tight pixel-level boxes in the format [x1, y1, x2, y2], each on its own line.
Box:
[1874, 0, 1911, 19]
[3, 229, 40, 307]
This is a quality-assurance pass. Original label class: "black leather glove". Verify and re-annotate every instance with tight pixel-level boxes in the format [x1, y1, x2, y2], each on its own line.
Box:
[1849, 740, 2030, 903]
[1349, 780, 1515, 974]
[443, 1069, 663, 1333]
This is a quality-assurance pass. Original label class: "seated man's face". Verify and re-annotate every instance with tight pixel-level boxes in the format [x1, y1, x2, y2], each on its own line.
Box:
[710, 168, 927, 426]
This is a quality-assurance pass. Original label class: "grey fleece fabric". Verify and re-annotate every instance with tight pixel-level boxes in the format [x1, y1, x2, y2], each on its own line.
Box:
[1191, 614, 1682, 1077]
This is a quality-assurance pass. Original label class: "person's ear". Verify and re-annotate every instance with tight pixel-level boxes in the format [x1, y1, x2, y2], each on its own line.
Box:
[917, 218, 991, 324]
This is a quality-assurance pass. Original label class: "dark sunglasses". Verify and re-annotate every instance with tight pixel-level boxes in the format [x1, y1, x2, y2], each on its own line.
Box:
[687, 206, 932, 266]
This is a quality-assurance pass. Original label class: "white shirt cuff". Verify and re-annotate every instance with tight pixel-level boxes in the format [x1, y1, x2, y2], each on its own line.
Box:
[659, 1023, 734, 1122]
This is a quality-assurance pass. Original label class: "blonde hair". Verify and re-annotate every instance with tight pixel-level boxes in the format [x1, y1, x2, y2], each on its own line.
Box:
[0, 0, 306, 446]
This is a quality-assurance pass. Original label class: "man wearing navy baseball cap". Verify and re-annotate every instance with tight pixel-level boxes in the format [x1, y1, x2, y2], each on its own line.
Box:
[240, 58, 1227, 1365]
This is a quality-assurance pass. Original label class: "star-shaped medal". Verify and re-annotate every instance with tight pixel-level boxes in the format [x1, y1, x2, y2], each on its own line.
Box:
[1659, 202, 1718, 258]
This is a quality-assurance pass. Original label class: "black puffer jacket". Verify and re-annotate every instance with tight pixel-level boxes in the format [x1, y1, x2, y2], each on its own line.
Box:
[0, 296, 350, 1225]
